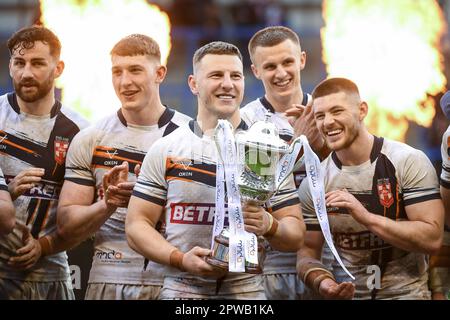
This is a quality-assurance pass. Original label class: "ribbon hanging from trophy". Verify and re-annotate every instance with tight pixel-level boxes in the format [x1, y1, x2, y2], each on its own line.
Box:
[214, 120, 259, 272]
[298, 136, 355, 280]
[212, 161, 226, 250]
[268, 130, 355, 280]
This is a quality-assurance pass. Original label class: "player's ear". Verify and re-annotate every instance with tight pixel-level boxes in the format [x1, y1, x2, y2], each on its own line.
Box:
[155, 65, 167, 84]
[251, 64, 260, 80]
[54, 60, 65, 79]
[359, 101, 368, 121]
[299, 51, 306, 71]
[188, 75, 198, 95]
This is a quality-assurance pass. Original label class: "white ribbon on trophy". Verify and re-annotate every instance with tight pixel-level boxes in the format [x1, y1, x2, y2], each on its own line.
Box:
[294, 136, 355, 280]
[214, 120, 259, 273]
[212, 161, 226, 250]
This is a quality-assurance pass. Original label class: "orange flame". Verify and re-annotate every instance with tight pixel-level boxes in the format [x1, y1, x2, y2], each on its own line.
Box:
[321, 0, 447, 141]
[40, 0, 171, 121]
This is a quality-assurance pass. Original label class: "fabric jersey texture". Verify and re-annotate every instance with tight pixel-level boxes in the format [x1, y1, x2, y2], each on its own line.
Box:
[133, 119, 300, 297]
[0, 167, 7, 191]
[440, 125, 450, 188]
[299, 136, 440, 299]
[434, 125, 450, 298]
[64, 107, 190, 286]
[0, 92, 88, 282]
[240, 94, 311, 275]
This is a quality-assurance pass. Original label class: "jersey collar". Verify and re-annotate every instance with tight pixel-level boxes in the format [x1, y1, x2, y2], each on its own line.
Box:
[259, 93, 308, 113]
[331, 135, 384, 169]
[117, 105, 175, 127]
[7, 92, 62, 118]
[188, 119, 249, 138]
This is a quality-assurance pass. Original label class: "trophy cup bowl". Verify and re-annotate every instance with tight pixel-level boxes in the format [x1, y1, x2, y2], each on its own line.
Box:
[208, 115, 299, 274]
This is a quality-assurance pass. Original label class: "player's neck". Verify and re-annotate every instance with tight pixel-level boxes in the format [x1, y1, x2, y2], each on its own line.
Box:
[335, 129, 373, 166]
[265, 89, 303, 113]
[121, 100, 166, 126]
[17, 90, 55, 116]
[197, 108, 241, 137]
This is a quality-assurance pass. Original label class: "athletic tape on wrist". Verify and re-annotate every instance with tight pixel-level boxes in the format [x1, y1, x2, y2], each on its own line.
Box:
[169, 249, 185, 271]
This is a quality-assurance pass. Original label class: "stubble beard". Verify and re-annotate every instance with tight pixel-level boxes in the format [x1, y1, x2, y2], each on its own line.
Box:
[14, 75, 54, 103]
[334, 122, 360, 152]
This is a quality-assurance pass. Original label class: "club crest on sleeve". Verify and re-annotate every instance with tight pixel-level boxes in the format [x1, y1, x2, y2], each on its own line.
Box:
[377, 178, 394, 208]
[54, 136, 69, 165]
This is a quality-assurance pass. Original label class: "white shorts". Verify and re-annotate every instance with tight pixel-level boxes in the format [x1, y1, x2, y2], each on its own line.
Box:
[263, 273, 319, 300]
[159, 286, 265, 300]
[85, 283, 162, 300]
[0, 278, 74, 300]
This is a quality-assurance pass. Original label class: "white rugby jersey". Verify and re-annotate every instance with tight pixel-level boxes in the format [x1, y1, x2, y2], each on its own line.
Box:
[133, 119, 300, 296]
[241, 94, 311, 275]
[436, 125, 450, 296]
[440, 125, 450, 188]
[0, 167, 6, 191]
[0, 92, 89, 282]
[299, 136, 440, 299]
[65, 107, 190, 286]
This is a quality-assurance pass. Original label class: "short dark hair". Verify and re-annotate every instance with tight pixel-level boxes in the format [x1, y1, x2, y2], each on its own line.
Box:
[7, 25, 61, 58]
[248, 26, 300, 59]
[110, 34, 161, 61]
[312, 77, 360, 100]
[193, 41, 242, 68]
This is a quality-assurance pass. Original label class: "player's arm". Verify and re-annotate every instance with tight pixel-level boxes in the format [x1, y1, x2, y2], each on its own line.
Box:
[297, 230, 355, 299]
[296, 178, 354, 299]
[56, 180, 112, 250]
[265, 176, 306, 251]
[126, 196, 225, 278]
[0, 189, 14, 235]
[327, 148, 444, 255]
[7, 184, 100, 269]
[57, 159, 139, 247]
[243, 173, 305, 252]
[373, 199, 443, 254]
[126, 138, 225, 278]
[440, 129, 450, 227]
[126, 197, 175, 266]
[441, 185, 450, 227]
[329, 190, 444, 255]
[269, 203, 305, 251]
[243, 202, 305, 252]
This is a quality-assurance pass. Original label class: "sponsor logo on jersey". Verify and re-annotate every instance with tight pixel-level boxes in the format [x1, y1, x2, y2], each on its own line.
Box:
[169, 203, 229, 225]
[0, 130, 41, 157]
[170, 157, 193, 170]
[0, 132, 7, 150]
[333, 230, 391, 250]
[54, 136, 70, 165]
[92, 146, 144, 172]
[166, 157, 216, 187]
[106, 149, 119, 159]
[95, 249, 125, 262]
[377, 178, 394, 208]
[5, 175, 61, 200]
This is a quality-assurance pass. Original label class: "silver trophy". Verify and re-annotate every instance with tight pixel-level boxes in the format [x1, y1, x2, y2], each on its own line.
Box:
[207, 114, 304, 273]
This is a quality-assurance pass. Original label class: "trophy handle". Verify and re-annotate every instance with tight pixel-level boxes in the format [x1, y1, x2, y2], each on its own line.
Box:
[214, 127, 226, 164]
[274, 136, 304, 194]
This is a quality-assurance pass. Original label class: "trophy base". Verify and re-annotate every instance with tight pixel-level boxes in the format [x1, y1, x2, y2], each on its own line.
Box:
[244, 265, 262, 274]
[205, 256, 263, 274]
[206, 229, 264, 275]
[205, 256, 228, 270]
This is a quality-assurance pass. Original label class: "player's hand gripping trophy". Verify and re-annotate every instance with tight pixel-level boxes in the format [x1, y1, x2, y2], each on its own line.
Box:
[207, 114, 305, 274]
